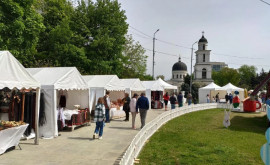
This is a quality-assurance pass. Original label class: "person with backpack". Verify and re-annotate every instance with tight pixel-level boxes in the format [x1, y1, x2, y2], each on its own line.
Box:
[93, 97, 105, 140]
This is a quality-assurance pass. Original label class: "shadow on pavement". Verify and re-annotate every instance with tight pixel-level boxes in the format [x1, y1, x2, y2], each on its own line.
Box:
[68, 137, 92, 140]
[109, 126, 136, 130]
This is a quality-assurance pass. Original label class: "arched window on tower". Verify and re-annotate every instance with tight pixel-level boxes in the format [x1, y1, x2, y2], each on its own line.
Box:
[202, 68, 207, 79]
[203, 44, 205, 50]
[173, 74, 174, 79]
[177, 74, 178, 79]
[180, 75, 182, 79]
[203, 54, 205, 62]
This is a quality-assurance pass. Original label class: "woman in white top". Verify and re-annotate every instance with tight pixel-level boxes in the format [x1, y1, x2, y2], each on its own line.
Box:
[129, 93, 139, 129]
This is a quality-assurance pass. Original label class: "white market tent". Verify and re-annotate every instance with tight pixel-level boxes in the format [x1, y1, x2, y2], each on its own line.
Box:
[199, 82, 221, 103]
[83, 75, 126, 111]
[216, 83, 245, 101]
[0, 51, 41, 144]
[120, 78, 146, 97]
[142, 78, 177, 102]
[27, 67, 88, 139]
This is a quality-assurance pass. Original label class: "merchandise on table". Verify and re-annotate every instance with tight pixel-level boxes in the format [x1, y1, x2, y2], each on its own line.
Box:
[0, 120, 26, 130]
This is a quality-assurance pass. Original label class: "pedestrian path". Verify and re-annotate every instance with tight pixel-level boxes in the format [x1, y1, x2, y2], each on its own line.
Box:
[0, 109, 165, 165]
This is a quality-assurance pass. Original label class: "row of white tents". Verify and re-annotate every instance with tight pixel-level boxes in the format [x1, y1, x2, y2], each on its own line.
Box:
[199, 82, 244, 103]
[0, 51, 178, 140]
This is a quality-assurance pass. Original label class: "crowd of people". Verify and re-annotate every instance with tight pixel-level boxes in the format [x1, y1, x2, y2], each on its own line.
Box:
[93, 91, 150, 140]
[207, 93, 234, 104]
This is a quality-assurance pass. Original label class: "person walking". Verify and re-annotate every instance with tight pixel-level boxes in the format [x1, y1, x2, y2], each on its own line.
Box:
[130, 93, 139, 129]
[187, 92, 192, 105]
[225, 93, 229, 103]
[216, 93, 220, 103]
[103, 91, 111, 123]
[170, 94, 177, 110]
[206, 94, 210, 103]
[177, 92, 183, 107]
[122, 93, 131, 122]
[229, 93, 233, 104]
[136, 93, 149, 129]
[93, 97, 105, 140]
[163, 92, 169, 111]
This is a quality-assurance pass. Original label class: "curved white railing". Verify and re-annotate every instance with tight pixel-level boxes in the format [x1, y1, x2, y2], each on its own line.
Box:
[119, 103, 224, 165]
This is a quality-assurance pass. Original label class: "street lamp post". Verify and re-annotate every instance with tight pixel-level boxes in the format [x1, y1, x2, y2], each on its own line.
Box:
[152, 29, 159, 79]
[190, 41, 198, 94]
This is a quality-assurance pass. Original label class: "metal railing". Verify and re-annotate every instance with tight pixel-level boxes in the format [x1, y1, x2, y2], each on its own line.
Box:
[119, 103, 219, 165]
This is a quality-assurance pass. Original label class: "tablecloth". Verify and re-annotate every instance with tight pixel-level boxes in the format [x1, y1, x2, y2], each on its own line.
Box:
[110, 107, 125, 119]
[0, 124, 29, 155]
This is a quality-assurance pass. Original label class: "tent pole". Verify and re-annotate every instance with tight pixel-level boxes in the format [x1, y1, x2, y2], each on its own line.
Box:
[35, 88, 40, 145]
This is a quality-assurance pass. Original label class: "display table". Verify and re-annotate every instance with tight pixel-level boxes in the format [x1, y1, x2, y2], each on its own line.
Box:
[65, 109, 90, 130]
[0, 124, 29, 155]
[110, 107, 125, 119]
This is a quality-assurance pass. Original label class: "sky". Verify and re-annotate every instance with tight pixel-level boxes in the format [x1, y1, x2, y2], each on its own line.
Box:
[117, 0, 270, 80]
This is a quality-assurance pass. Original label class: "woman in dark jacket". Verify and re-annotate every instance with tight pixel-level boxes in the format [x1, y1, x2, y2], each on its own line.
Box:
[122, 93, 131, 121]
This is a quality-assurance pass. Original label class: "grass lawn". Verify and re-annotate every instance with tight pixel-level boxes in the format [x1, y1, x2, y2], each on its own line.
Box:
[138, 109, 268, 165]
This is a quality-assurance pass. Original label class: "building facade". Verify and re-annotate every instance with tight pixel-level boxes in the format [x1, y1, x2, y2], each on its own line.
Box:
[194, 33, 227, 85]
[167, 57, 188, 91]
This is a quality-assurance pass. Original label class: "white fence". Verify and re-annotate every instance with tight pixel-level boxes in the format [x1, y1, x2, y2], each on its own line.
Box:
[119, 103, 222, 165]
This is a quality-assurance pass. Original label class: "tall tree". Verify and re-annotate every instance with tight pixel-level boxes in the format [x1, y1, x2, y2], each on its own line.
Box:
[36, 0, 89, 72]
[238, 65, 257, 89]
[121, 35, 147, 78]
[212, 67, 240, 86]
[0, 0, 45, 67]
[83, 0, 128, 75]
[156, 75, 165, 80]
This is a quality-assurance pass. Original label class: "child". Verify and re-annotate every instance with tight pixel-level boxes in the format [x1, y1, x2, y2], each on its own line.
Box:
[93, 97, 105, 140]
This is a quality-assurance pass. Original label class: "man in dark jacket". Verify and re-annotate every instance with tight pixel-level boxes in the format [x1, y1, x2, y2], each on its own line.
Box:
[177, 92, 183, 107]
[170, 94, 177, 110]
[136, 93, 149, 129]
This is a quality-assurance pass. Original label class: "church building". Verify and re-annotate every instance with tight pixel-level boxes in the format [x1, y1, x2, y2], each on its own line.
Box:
[167, 32, 228, 89]
[166, 56, 188, 91]
[193, 32, 227, 85]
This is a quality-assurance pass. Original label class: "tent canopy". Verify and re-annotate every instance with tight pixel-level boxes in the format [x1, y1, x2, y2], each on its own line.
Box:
[83, 75, 125, 91]
[156, 78, 177, 90]
[0, 51, 40, 89]
[142, 81, 161, 91]
[27, 67, 88, 90]
[219, 83, 244, 92]
[121, 78, 146, 91]
[198, 82, 221, 103]
[142, 78, 177, 91]
[200, 82, 221, 90]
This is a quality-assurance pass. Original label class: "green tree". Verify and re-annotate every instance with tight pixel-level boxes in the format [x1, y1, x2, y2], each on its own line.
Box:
[156, 75, 165, 80]
[83, 0, 128, 75]
[121, 35, 147, 78]
[212, 67, 240, 86]
[238, 65, 257, 89]
[0, 0, 45, 67]
[36, 0, 89, 72]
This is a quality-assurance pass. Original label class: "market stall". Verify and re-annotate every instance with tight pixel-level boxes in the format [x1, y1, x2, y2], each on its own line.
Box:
[142, 78, 177, 109]
[26, 67, 89, 138]
[83, 75, 126, 119]
[120, 78, 146, 97]
[213, 83, 245, 102]
[198, 82, 221, 103]
[0, 51, 41, 151]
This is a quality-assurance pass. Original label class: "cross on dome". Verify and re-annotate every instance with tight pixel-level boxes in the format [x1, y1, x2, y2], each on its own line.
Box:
[202, 31, 205, 36]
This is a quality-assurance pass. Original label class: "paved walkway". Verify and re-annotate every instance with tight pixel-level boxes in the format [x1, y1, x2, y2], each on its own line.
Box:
[0, 109, 165, 165]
